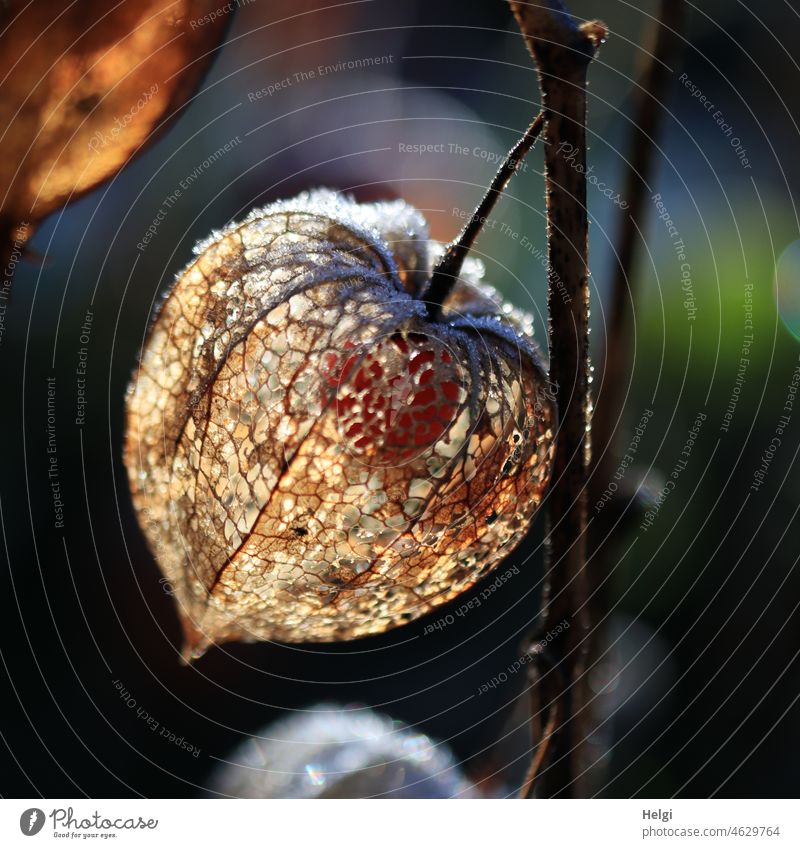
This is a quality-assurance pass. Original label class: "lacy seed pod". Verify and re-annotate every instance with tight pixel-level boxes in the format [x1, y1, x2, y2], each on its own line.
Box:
[126, 190, 555, 653]
[126, 119, 555, 654]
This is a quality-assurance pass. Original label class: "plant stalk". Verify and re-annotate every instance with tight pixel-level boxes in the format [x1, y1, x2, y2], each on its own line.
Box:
[509, 0, 605, 799]
[592, 0, 686, 527]
[424, 112, 545, 321]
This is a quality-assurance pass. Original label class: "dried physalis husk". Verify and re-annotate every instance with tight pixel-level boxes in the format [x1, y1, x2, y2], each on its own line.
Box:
[126, 190, 555, 655]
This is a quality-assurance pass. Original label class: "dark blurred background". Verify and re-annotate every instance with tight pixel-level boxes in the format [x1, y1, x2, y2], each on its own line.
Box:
[1, 0, 799, 798]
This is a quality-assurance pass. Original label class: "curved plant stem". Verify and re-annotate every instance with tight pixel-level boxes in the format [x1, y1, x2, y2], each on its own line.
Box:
[425, 112, 545, 321]
[591, 0, 686, 542]
[585, 2, 687, 792]
[508, 0, 605, 798]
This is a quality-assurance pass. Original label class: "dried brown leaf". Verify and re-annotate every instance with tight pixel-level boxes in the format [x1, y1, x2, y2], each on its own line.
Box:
[0, 0, 230, 236]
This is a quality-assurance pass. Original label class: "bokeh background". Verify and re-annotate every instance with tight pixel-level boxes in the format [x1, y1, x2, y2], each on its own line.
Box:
[2, 0, 799, 797]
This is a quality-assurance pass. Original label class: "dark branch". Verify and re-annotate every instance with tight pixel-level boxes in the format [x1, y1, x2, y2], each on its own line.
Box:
[509, 0, 605, 799]
[424, 112, 545, 321]
[592, 0, 687, 514]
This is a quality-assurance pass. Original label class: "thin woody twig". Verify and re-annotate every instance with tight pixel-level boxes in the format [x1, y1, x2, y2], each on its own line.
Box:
[585, 4, 687, 792]
[519, 639, 564, 796]
[425, 111, 545, 320]
[508, 0, 606, 798]
[591, 0, 687, 547]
